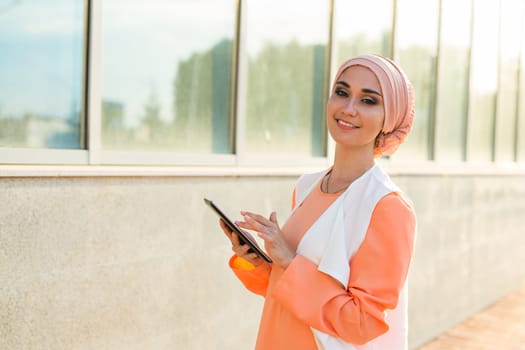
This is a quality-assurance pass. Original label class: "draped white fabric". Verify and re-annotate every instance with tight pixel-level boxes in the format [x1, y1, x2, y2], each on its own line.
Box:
[291, 163, 408, 350]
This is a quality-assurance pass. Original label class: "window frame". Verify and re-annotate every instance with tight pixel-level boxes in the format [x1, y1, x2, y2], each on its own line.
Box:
[2, 0, 525, 175]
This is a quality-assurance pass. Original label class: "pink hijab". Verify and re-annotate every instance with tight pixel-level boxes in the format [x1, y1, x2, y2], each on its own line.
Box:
[332, 54, 415, 156]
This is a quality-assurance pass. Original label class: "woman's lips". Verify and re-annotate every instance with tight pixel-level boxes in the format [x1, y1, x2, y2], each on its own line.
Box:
[336, 119, 359, 130]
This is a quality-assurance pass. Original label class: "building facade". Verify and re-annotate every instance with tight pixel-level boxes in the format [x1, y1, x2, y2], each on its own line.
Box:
[1, 0, 525, 349]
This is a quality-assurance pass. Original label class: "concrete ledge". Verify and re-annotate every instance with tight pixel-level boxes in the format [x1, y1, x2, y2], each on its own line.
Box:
[1, 161, 524, 178]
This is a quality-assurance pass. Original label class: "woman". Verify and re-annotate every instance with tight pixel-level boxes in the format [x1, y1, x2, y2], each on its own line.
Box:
[219, 54, 416, 349]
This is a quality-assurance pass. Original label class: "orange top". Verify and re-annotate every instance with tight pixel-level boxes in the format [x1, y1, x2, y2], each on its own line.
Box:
[230, 179, 416, 349]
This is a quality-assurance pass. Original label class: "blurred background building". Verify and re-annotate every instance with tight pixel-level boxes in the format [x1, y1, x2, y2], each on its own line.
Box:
[1, 0, 525, 349]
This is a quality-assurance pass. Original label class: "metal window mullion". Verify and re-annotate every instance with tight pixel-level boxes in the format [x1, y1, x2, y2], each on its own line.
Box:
[430, 0, 443, 161]
[390, 0, 398, 60]
[492, 0, 502, 163]
[86, 0, 103, 165]
[464, 0, 476, 161]
[512, 1, 525, 162]
[326, 0, 337, 164]
[233, 0, 248, 165]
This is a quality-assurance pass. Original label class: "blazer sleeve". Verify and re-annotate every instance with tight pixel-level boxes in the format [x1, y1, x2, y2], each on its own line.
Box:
[270, 193, 416, 345]
[228, 187, 299, 297]
[229, 256, 272, 296]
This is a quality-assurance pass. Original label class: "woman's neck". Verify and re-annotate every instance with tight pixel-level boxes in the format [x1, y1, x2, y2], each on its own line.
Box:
[328, 146, 376, 192]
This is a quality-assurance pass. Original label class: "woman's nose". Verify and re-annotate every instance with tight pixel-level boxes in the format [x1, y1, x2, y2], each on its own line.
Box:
[342, 98, 357, 116]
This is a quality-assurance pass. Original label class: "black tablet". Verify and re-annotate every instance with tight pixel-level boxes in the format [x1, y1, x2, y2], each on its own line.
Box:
[204, 198, 272, 263]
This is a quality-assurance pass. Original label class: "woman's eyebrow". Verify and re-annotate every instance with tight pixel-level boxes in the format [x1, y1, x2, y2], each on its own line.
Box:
[362, 88, 382, 97]
[335, 81, 382, 97]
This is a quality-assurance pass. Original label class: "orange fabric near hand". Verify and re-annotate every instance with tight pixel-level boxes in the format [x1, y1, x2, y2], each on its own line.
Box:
[230, 180, 416, 349]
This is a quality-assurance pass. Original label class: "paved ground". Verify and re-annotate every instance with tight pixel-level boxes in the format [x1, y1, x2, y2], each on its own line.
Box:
[419, 284, 525, 349]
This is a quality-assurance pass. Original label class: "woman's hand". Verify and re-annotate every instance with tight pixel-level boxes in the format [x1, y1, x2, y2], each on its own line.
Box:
[219, 219, 264, 267]
[236, 211, 296, 269]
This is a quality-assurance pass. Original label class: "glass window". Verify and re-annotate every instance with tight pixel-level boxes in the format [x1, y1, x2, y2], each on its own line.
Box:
[244, 0, 329, 156]
[434, 0, 472, 162]
[467, 0, 499, 162]
[102, 0, 236, 153]
[393, 0, 439, 160]
[0, 0, 84, 149]
[494, 0, 521, 162]
[334, 0, 393, 65]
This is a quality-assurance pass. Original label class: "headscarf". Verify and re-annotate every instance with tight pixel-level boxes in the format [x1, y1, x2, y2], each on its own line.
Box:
[332, 54, 415, 156]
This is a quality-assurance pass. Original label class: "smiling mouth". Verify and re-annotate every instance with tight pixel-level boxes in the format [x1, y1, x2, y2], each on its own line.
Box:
[336, 119, 359, 128]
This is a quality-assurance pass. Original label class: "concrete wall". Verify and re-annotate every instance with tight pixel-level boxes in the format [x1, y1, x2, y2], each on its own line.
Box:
[404, 173, 525, 347]
[1, 172, 525, 349]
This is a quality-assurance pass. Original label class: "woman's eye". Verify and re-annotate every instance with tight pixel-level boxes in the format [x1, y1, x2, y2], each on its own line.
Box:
[335, 89, 348, 97]
[362, 98, 376, 105]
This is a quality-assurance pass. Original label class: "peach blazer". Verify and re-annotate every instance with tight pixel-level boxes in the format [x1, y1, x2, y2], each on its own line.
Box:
[230, 163, 416, 350]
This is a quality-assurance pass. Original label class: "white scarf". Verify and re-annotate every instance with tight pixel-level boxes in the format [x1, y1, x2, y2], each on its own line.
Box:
[292, 163, 408, 350]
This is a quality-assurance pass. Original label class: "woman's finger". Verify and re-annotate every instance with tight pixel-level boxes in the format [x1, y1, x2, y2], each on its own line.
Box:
[256, 231, 270, 242]
[219, 219, 233, 238]
[245, 212, 280, 236]
[219, 219, 244, 248]
[246, 254, 263, 264]
[269, 211, 279, 226]
[232, 242, 251, 257]
[220, 218, 265, 267]
[241, 211, 272, 226]
[236, 216, 267, 233]
[230, 232, 242, 246]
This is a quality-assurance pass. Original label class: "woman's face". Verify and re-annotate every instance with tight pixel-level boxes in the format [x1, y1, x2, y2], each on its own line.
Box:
[326, 65, 385, 153]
